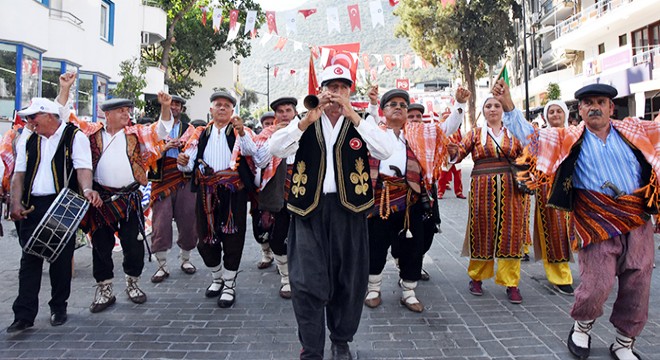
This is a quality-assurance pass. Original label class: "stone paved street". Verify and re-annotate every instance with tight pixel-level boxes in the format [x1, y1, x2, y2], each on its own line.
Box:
[1, 162, 660, 359]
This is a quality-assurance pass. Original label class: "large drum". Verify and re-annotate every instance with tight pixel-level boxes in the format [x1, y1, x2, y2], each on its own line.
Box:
[23, 188, 90, 263]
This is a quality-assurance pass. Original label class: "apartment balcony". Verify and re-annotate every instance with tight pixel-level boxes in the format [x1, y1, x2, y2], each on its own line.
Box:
[540, 48, 576, 72]
[144, 62, 165, 95]
[539, 0, 575, 27]
[140, 0, 166, 45]
[552, 0, 657, 51]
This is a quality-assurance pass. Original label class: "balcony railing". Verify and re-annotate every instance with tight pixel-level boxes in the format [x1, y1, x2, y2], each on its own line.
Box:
[554, 0, 634, 38]
[49, 8, 83, 27]
[632, 46, 660, 67]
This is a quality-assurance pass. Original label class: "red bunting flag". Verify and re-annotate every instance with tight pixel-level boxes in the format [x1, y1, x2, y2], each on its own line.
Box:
[274, 37, 288, 51]
[298, 9, 317, 19]
[402, 54, 412, 69]
[361, 53, 371, 71]
[266, 11, 278, 34]
[321, 43, 360, 91]
[441, 0, 456, 7]
[311, 46, 320, 59]
[229, 9, 239, 30]
[13, 112, 25, 128]
[383, 54, 396, 70]
[347, 4, 361, 31]
[309, 52, 319, 95]
[390, 0, 400, 6]
[200, 6, 208, 26]
[273, 66, 279, 77]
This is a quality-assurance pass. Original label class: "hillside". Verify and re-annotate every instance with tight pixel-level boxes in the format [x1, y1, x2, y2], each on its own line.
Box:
[238, 0, 451, 109]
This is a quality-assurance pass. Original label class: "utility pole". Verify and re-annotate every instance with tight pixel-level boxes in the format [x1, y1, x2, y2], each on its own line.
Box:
[264, 62, 285, 106]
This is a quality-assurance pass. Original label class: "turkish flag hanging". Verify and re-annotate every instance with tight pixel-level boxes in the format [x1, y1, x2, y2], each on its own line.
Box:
[395, 78, 410, 91]
[200, 6, 207, 26]
[229, 9, 239, 30]
[266, 11, 278, 34]
[361, 53, 371, 71]
[383, 54, 396, 70]
[274, 37, 288, 51]
[402, 54, 412, 69]
[320, 43, 360, 91]
[298, 9, 317, 19]
[347, 4, 361, 31]
[308, 52, 319, 95]
[390, 0, 400, 6]
[311, 46, 320, 59]
[273, 66, 279, 78]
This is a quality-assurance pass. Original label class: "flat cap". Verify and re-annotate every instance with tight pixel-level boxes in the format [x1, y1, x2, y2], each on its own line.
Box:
[574, 83, 617, 100]
[101, 98, 134, 112]
[171, 95, 187, 105]
[270, 97, 298, 111]
[407, 103, 425, 114]
[209, 91, 236, 106]
[380, 89, 410, 110]
[260, 111, 275, 123]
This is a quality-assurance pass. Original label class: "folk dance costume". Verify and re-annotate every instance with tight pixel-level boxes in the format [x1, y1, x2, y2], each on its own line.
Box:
[438, 129, 465, 199]
[178, 91, 258, 308]
[504, 84, 660, 359]
[454, 114, 530, 302]
[364, 90, 465, 313]
[149, 95, 199, 283]
[269, 65, 392, 360]
[251, 111, 276, 270]
[75, 98, 171, 313]
[8, 99, 92, 332]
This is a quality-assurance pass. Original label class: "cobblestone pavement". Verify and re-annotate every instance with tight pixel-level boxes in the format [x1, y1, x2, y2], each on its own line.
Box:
[1, 163, 660, 359]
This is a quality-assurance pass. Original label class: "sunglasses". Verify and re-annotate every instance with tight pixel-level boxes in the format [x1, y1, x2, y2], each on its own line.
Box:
[26, 112, 45, 121]
[384, 102, 408, 109]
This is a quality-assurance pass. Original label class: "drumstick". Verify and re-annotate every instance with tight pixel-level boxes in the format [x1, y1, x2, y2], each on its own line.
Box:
[20, 206, 35, 216]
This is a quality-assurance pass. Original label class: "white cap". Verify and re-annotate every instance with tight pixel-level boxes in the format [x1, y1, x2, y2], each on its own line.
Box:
[17, 98, 60, 117]
[321, 64, 353, 87]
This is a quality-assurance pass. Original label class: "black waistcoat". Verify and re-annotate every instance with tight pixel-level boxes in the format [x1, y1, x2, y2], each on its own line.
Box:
[148, 120, 192, 182]
[548, 130, 655, 213]
[190, 123, 255, 193]
[287, 119, 374, 218]
[22, 123, 80, 207]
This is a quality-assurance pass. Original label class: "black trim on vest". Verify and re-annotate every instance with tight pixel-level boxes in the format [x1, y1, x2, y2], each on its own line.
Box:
[148, 121, 192, 182]
[190, 123, 255, 193]
[22, 123, 80, 207]
[287, 119, 374, 218]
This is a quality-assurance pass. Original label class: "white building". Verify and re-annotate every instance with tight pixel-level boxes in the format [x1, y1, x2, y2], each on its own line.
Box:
[509, 0, 659, 120]
[0, 0, 167, 130]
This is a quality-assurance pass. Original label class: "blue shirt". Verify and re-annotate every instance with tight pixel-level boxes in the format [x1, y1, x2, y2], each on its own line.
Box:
[502, 109, 641, 197]
[165, 122, 181, 159]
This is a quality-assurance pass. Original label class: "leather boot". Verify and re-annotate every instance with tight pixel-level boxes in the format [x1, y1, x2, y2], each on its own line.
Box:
[125, 275, 147, 304]
[90, 279, 116, 313]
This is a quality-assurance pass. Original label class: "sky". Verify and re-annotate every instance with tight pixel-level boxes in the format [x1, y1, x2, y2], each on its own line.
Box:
[256, 0, 310, 11]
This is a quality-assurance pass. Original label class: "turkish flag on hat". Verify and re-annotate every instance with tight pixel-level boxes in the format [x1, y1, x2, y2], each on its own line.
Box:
[320, 43, 360, 90]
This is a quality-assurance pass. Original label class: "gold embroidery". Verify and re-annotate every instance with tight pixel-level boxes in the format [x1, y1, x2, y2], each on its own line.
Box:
[291, 161, 308, 198]
[563, 176, 572, 193]
[350, 157, 369, 196]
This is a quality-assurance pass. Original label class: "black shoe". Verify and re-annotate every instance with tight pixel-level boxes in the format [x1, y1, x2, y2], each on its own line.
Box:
[6, 319, 33, 333]
[554, 284, 575, 296]
[205, 282, 223, 298]
[330, 342, 353, 360]
[522, 254, 530, 262]
[567, 328, 590, 359]
[50, 312, 67, 326]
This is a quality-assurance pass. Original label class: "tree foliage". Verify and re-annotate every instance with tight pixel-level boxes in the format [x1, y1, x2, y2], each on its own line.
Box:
[143, 0, 264, 98]
[545, 82, 561, 103]
[395, 0, 515, 125]
[111, 57, 147, 109]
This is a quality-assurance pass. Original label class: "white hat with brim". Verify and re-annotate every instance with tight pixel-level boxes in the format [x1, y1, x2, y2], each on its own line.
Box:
[321, 65, 353, 87]
[17, 98, 60, 117]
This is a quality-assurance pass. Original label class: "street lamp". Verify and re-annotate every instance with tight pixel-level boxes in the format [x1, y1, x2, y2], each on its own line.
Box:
[521, 0, 531, 122]
[264, 62, 285, 106]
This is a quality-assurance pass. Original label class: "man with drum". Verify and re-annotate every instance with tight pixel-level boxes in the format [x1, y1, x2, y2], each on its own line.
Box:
[75, 92, 174, 313]
[7, 73, 101, 333]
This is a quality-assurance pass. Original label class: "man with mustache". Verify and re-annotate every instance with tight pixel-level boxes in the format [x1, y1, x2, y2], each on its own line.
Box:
[497, 80, 660, 360]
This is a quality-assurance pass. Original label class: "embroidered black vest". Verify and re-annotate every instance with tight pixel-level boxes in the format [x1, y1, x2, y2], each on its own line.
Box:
[148, 121, 192, 182]
[190, 123, 255, 193]
[22, 123, 80, 207]
[548, 131, 655, 213]
[287, 119, 374, 218]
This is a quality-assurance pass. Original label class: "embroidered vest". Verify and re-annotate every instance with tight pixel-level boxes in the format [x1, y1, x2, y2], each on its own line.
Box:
[148, 121, 192, 182]
[190, 123, 255, 193]
[287, 119, 373, 218]
[22, 123, 80, 207]
[89, 129, 148, 186]
[548, 132, 654, 212]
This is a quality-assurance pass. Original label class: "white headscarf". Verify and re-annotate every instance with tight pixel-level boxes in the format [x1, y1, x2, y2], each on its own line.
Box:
[479, 95, 510, 146]
[543, 100, 569, 128]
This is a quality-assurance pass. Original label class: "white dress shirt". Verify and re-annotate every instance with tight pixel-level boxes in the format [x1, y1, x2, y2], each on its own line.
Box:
[178, 124, 256, 173]
[378, 130, 407, 177]
[15, 121, 92, 195]
[269, 112, 393, 194]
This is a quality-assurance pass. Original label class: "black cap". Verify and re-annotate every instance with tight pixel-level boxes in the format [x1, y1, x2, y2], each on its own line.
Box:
[190, 119, 207, 128]
[209, 91, 236, 106]
[574, 83, 618, 101]
[171, 95, 186, 105]
[270, 97, 298, 111]
[101, 98, 134, 112]
[380, 89, 410, 110]
[407, 103, 425, 114]
[260, 111, 275, 123]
